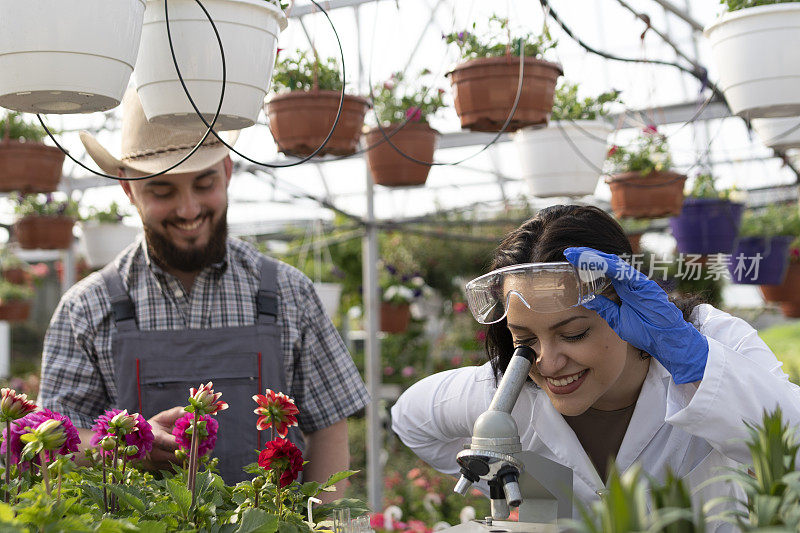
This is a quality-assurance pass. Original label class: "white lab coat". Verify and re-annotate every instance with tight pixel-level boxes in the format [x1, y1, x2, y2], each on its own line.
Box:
[391, 305, 800, 531]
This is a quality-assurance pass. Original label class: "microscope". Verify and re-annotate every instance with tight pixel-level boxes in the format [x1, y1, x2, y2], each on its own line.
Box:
[443, 345, 573, 532]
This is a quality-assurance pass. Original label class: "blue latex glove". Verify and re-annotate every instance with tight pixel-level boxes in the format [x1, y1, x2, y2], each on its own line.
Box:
[563, 246, 708, 384]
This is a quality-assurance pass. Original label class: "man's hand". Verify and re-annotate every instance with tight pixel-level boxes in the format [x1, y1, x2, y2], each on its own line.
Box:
[142, 406, 184, 471]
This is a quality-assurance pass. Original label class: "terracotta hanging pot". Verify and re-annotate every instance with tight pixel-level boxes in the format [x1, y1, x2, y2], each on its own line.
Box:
[364, 123, 437, 187]
[760, 261, 800, 309]
[267, 90, 369, 157]
[607, 170, 687, 218]
[14, 215, 75, 250]
[2, 267, 29, 285]
[448, 56, 562, 132]
[0, 299, 30, 322]
[380, 301, 411, 334]
[0, 140, 64, 193]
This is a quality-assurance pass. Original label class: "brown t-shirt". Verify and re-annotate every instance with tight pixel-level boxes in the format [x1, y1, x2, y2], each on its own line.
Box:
[563, 404, 636, 483]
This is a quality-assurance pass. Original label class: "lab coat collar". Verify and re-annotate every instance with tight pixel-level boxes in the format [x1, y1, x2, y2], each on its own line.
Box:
[531, 359, 671, 490]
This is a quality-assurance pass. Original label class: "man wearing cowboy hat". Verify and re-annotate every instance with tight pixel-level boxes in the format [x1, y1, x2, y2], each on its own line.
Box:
[38, 89, 369, 493]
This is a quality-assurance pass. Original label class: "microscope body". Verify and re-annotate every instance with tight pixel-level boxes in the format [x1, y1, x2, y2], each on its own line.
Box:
[450, 346, 573, 530]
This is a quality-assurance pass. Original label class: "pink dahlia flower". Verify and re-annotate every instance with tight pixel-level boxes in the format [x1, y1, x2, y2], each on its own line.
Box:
[1, 409, 80, 467]
[172, 412, 218, 457]
[90, 409, 154, 460]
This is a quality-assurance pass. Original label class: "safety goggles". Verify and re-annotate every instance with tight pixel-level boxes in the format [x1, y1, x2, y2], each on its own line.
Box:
[465, 262, 610, 324]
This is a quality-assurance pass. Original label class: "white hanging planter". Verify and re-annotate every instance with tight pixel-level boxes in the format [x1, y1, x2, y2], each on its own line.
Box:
[0, 0, 145, 113]
[313, 282, 342, 318]
[704, 4, 800, 119]
[514, 119, 612, 198]
[751, 116, 800, 150]
[79, 222, 141, 268]
[134, 0, 287, 131]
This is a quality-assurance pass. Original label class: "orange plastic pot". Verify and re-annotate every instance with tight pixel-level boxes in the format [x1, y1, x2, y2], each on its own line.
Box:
[267, 90, 369, 157]
[760, 262, 800, 311]
[365, 123, 437, 187]
[0, 300, 31, 322]
[14, 216, 75, 250]
[607, 171, 687, 218]
[380, 301, 411, 334]
[448, 56, 562, 132]
[0, 140, 65, 193]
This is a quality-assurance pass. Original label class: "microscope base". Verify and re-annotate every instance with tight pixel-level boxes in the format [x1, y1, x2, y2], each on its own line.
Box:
[437, 519, 558, 532]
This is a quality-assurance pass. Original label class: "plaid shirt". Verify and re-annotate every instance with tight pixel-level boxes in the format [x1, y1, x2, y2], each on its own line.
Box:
[39, 235, 369, 431]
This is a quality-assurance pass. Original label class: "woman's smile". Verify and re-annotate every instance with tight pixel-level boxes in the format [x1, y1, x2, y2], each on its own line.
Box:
[544, 368, 589, 394]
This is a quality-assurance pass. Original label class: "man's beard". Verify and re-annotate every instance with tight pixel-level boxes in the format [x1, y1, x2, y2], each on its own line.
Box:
[144, 211, 228, 272]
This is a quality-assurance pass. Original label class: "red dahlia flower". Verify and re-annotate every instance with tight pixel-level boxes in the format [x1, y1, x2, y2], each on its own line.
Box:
[252, 389, 299, 438]
[0, 388, 36, 422]
[188, 381, 228, 416]
[258, 438, 303, 487]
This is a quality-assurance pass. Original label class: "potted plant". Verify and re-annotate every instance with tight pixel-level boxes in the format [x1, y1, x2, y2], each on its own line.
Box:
[0, 279, 33, 322]
[605, 125, 686, 218]
[134, 0, 287, 131]
[379, 264, 427, 334]
[514, 82, 620, 197]
[365, 70, 446, 187]
[669, 174, 745, 254]
[758, 208, 800, 314]
[729, 205, 796, 285]
[444, 16, 562, 132]
[0, 247, 30, 285]
[0, 0, 145, 114]
[617, 217, 650, 254]
[266, 50, 370, 157]
[12, 193, 79, 250]
[704, 0, 800, 119]
[0, 113, 64, 193]
[79, 201, 141, 268]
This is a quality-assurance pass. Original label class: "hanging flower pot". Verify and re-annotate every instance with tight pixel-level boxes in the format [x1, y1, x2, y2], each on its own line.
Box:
[449, 56, 562, 132]
[669, 198, 745, 254]
[751, 117, 800, 150]
[2, 268, 28, 285]
[0, 140, 64, 193]
[704, 3, 800, 119]
[760, 261, 800, 306]
[365, 123, 438, 187]
[728, 235, 793, 285]
[79, 222, 141, 268]
[134, 0, 287, 131]
[380, 301, 411, 334]
[515, 120, 612, 197]
[313, 282, 343, 318]
[0, 299, 31, 322]
[607, 171, 686, 219]
[15, 216, 75, 250]
[0, 0, 145, 114]
[267, 91, 369, 156]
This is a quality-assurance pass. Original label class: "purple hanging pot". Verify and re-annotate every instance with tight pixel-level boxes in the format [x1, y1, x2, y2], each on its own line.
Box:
[728, 235, 793, 285]
[669, 198, 744, 254]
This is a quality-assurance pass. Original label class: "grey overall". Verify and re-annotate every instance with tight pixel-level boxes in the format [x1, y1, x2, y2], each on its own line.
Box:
[100, 256, 304, 483]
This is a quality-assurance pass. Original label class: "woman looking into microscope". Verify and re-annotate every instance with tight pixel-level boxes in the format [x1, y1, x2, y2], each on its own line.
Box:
[391, 204, 800, 528]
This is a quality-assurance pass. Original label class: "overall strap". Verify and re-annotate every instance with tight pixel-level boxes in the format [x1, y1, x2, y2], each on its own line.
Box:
[100, 263, 138, 332]
[256, 256, 278, 325]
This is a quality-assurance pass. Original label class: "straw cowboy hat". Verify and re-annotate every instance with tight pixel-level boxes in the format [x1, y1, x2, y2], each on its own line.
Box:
[80, 88, 238, 175]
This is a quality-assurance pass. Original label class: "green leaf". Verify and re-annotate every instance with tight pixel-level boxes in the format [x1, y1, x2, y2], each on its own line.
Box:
[0, 503, 15, 522]
[165, 477, 192, 517]
[107, 485, 147, 514]
[234, 509, 279, 533]
[322, 470, 357, 489]
[133, 521, 167, 533]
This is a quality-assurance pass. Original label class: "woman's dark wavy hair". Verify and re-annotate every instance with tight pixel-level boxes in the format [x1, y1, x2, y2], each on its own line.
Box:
[485, 204, 704, 382]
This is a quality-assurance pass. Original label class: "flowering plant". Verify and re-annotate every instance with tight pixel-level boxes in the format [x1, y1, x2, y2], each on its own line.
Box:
[13, 192, 80, 219]
[272, 49, 344, 93]
[380, 264, 427, 305]
[739, 205, 800, 238]
[605, 125, 672, 176]
[443, 15, 556, 61]
[686, 173, 734, 200]
[550, 81, 621, 122]
[253, 389, 299, 438]
[371, 70, 447, 126]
